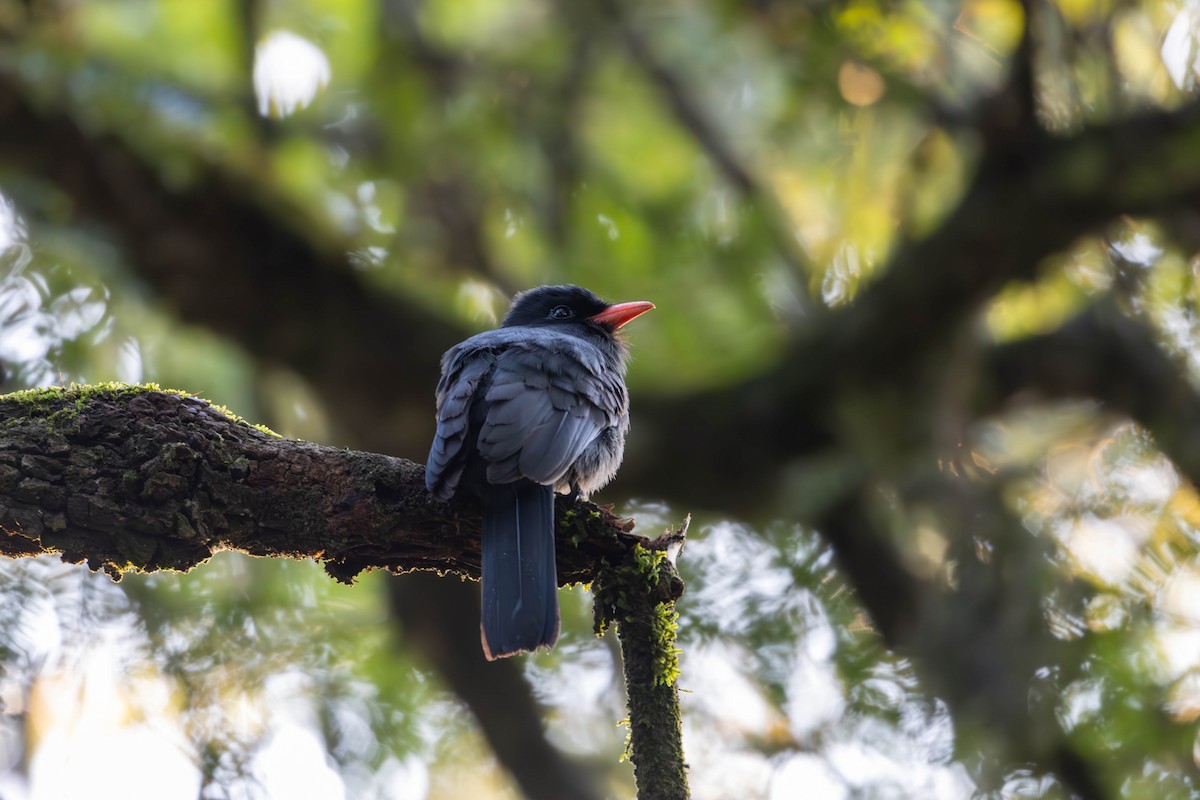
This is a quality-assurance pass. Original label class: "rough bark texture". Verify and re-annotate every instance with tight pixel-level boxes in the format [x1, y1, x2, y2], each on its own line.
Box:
[595, 523, 689, 800]
[9, 9, 1200, 796]
[0, 385, 656, 590]
[617, 600, 687, 800]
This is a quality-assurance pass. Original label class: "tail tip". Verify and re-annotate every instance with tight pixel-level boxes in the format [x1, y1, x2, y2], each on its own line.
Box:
[480, 625, 560, 661]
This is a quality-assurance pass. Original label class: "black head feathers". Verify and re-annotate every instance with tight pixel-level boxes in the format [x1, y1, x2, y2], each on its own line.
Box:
[501, 285, 610, 329]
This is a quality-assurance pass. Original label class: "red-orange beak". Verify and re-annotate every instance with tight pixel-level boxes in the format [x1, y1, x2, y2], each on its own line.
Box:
[588, 301, 655, 329]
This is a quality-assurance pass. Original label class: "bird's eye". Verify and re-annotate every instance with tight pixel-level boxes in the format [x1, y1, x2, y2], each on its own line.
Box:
[549, 305, 574, 320]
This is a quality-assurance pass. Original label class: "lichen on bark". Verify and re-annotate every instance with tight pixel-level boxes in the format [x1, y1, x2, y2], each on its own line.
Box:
[594, 523, 690, 800]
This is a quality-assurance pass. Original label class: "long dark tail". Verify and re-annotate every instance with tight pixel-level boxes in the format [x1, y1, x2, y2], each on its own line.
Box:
[480, 482, 560, 660]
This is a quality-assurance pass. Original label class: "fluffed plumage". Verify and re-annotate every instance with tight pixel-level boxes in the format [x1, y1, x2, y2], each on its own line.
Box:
[426, 285, 652, 659]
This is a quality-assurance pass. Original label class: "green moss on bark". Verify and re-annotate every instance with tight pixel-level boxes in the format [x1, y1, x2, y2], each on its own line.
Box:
[594, 540, 689, 799]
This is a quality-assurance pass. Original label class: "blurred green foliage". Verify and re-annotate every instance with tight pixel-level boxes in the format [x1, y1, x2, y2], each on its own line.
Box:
[6, 0, 1200, 798]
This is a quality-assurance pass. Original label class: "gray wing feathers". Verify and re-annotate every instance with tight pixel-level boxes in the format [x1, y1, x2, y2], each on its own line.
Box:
[426, 349, 492, 499]
[428, 327, 627, 495]
[480, 342, 624, 488]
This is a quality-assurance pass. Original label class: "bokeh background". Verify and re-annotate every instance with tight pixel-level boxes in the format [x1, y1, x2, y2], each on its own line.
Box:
[4, 0, 1200, 798]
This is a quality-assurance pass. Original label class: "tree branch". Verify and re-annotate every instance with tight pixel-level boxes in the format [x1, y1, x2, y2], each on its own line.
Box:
[623, 98, 1200, 510]
[1, 383, 690, 797]
[6, 62, 1200, 511]
[987, 299, 1200, 488]
[594, 519, 689, 800]
[0, 384, 652, 588]
[7, 39, 1200, 797]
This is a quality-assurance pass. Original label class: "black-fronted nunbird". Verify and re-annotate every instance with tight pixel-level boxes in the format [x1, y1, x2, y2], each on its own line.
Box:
[425, 285, 654, 660]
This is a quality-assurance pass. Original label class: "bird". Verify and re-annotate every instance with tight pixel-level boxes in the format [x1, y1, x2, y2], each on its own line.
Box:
[425, 285, 654, 660]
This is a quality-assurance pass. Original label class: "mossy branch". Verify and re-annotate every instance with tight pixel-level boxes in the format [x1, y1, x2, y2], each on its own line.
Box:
[594, 516, 690, 800]
[2, 384, 695, 793]
[0, 384, 654, 586]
